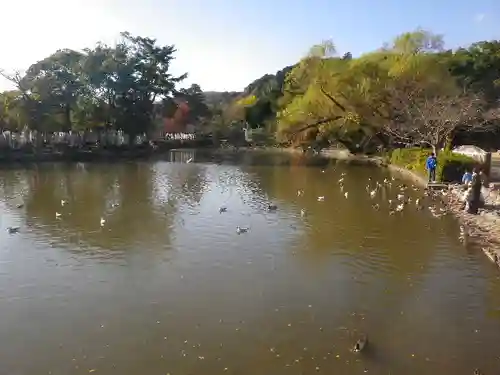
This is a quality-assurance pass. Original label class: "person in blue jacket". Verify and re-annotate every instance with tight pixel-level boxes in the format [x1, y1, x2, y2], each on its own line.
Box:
[462, 169, 473, 185]
[426, 153, 437, 182]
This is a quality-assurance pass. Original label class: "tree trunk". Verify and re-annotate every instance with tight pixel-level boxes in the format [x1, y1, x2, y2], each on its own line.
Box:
[63, 104, 71, 132]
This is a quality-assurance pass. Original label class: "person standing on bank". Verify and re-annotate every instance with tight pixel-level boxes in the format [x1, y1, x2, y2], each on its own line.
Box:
[426, 152, 437, 183]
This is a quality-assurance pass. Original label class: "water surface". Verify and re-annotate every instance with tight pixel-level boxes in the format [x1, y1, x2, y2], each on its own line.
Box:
[1, 150, 500, 375]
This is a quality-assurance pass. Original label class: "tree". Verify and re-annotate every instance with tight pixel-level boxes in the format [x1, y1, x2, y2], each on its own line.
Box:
[175, 84, 210, 125]
[21, 49, 85, 131]
[384, 91, 492, 153]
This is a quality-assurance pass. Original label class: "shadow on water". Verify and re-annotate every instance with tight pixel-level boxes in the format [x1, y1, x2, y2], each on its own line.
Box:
[0, 149, 500, 375]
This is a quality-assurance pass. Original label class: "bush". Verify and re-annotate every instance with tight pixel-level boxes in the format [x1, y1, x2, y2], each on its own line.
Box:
[390, 147, 476, 182]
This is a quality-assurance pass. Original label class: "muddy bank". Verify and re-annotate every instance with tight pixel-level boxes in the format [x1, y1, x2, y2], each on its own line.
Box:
[388, 164, 500, 268]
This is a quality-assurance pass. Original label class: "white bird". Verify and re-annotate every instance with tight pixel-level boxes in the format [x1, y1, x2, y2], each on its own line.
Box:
[300, 209, 306, 217]
[297, 190, 304, 197]
[397, 194, 404, 200]
[415, 198, 420, 205]
[100, 217, 106, 226]
[338, 178, 344, 183]
[369, 190, 377, 198]
[236, 226, 248, 234]
[317, 196, 325, 202]
[186, 158, 193, 163]
[396, 203, 404, 212]
[61, 199, 67, 206]
[55, 212, 62, 218]
[344, 192, 349, 199]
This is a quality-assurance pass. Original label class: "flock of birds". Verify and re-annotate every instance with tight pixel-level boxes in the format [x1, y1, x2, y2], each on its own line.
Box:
[218, 171, 450, 237]
[6, 197, 118, 235]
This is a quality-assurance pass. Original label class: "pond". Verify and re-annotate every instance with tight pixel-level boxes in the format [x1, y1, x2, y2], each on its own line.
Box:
[0, 150, 499, 375]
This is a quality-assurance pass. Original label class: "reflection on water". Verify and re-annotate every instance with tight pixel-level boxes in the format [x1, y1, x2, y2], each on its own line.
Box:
[1, 150, 500, 375]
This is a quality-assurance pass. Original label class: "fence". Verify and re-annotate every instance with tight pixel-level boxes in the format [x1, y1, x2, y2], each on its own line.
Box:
[0, 130, 198, 149]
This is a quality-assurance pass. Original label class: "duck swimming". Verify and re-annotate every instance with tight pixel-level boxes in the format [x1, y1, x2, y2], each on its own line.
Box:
[353, 335, 368, 353]
[236, 226, 249, 234]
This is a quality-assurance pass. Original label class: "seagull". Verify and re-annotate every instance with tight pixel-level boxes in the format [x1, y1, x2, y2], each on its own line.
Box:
[55, 212, 62, 218]
[344, 192, 349, 199]
[61, 199, 67, 206]
[300, 209, 306, 217]
[397, 194, 404, 200]
[219, 206, 227, 213]
[317, 196, 325, 202]
[186, 158, 193, 163]
[100, 217, 106, 227]
[369, 190, 377, 198]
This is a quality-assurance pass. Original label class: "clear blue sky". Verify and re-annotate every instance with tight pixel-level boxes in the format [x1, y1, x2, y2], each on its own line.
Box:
[0, 0, 499, 92]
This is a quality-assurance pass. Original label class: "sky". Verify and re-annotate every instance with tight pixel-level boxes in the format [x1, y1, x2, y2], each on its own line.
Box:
[0, 0, 499, 93]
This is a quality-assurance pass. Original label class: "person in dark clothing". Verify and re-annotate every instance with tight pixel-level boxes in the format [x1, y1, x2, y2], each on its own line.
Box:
[467, 168, 483, 214]
[425, 153, 437, 182]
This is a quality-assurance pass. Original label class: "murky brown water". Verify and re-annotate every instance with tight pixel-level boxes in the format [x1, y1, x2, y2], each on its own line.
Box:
[1, 150, 500, 375]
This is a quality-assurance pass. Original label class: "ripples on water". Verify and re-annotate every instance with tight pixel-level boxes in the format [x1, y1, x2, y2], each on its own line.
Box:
[0, 150, 500, 375]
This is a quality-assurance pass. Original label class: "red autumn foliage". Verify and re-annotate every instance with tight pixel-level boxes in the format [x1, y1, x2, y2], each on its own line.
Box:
[163, 101, 191, 133]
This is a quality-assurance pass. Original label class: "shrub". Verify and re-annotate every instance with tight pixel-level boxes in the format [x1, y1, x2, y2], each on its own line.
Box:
[439, 152, 477, 182]
[390, 147, 476, 182]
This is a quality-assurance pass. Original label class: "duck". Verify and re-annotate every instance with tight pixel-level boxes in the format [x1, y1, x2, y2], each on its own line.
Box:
[353, 335, 368, 353]
[219, 206, 227, 213]
[236, 226, 248, 234]
[267, 204, 278, 211]
[7, 226, 20, 234]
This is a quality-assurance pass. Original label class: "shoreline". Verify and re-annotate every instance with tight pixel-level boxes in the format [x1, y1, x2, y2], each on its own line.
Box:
[388, 164, 500, 268]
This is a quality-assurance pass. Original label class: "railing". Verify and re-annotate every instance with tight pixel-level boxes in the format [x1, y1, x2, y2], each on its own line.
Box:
[0, 130, 200, 149]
